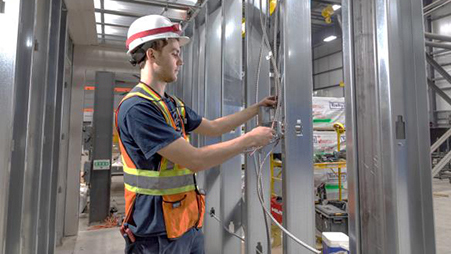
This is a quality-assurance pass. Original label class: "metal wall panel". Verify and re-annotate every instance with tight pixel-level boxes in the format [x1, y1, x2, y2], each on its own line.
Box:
[56, 45, 74, 245]
[194, 12, 207, 189]
[6, 0, 52, 252]
[182, 22, 194, 106]
[244, 1, 271, 253]
[347, 0, 436, 253]
[189, 19, 200, 148]
[0, 0, 32, 252]
[203, 1, 223, 253]
[54, 14, 71, 247]
[342, 0, 360, 253]
[220, 0, 243, 253]
[38, 0, 64, 253]
[281, 0, 315, 253]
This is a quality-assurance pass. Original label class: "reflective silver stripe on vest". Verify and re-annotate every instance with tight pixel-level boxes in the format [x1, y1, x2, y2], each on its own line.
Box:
[123, 172, 195, 190]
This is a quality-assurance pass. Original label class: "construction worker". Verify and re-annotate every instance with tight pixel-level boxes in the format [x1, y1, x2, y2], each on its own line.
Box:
[116, 14, 276, 254]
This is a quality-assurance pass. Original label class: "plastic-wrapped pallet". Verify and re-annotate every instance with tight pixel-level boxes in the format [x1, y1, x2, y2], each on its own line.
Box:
[313, 131, 346, 155]
[313, 97, 345, 129]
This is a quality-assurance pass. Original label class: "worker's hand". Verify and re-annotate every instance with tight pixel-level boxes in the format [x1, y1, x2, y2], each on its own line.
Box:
[257, 96, 277, 108]
[246, 126, 275, 148]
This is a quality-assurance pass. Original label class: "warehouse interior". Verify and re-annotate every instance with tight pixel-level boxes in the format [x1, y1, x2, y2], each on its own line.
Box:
[1, 0, 451, 253]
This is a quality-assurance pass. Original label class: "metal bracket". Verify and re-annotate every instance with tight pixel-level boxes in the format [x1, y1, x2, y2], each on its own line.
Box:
[295, 119, 303, 136]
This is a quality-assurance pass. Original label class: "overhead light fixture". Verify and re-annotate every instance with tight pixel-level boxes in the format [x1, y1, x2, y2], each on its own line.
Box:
[323, 35, 337, 42]
[332, 4, 341, 11]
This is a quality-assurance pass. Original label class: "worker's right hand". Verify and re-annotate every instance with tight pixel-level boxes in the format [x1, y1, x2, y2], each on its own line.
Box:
[246, 126, 275, 148]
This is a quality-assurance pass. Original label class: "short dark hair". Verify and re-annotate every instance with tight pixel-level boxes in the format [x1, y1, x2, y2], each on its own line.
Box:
[129, 39, 169, 69]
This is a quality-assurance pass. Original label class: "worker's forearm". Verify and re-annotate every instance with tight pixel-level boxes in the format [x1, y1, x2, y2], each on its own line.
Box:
[212, 104, 258, 135]
[191, 134, 252, 172]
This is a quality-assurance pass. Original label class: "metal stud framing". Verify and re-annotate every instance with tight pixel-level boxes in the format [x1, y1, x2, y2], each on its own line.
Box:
[344, 0, 436, 253]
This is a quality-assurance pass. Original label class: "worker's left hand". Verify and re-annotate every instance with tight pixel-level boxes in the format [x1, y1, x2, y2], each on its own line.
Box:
[257, 96, 277, 108]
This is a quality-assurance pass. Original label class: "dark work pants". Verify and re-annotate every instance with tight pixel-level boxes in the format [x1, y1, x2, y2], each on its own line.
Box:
[125, 228, 204, 254]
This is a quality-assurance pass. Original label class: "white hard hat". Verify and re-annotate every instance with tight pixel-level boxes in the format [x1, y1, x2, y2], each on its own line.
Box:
[126, 15, 190, 54]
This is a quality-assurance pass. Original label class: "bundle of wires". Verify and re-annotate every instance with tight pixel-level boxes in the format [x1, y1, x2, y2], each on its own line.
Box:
[212, 0, 321, 253]
[251, 0, 321, 253]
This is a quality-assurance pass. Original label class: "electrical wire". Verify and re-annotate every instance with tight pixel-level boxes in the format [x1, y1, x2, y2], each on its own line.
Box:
[210, 211, 245, 242]
[252, 145, 321, 254]
[248, 0, 321, 253]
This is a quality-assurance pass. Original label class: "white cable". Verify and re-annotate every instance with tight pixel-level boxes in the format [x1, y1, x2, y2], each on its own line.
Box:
[252, 143, 321, 254]
[210, 212, 245, 242]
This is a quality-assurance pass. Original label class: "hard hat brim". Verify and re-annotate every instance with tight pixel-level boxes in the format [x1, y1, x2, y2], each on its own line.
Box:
[127, 34, 191, 55]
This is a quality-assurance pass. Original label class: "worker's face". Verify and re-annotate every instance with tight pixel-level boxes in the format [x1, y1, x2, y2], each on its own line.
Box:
[151, 39, 183, 83]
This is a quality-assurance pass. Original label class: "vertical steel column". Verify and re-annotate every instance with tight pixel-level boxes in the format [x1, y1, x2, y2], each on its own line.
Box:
[281, 1, 315, 253]
[220, 0, 243, 253]
[38, 0, 63, 252]
[245, 0, 271, 253]
[0, 0, 35, 253]
[194, 9, 207, 190]
[342, 0, 360, 253]
[346, 0, 436, 253]
[190, 18, 200, 148]
[203, 0, 223, 252]
[65, 46, 85, 236]
[56, 39, 73, 244]
[181, 22, 194, 106]
[48, 6, 68, 252]
[6, 0, 53, 252]
[89, 71, 115, 223]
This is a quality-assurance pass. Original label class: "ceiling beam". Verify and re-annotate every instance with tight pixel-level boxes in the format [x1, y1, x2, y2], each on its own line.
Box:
[113, 0, 198, 10]
[64, 0, 98, 45]
[95, 8, 185, 21]
[96, 22, 130, 28]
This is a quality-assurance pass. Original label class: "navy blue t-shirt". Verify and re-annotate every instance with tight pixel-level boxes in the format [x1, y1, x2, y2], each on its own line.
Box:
[117, 93, 202, 237]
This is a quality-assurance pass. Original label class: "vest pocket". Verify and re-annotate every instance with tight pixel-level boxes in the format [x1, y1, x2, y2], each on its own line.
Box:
[162, 190, 204, 239]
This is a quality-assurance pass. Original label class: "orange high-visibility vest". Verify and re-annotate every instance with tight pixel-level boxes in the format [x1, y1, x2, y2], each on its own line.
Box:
[115, 82, 205, 239]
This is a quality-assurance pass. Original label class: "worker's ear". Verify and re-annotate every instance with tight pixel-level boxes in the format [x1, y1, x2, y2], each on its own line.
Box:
[146, 48, 157, 62]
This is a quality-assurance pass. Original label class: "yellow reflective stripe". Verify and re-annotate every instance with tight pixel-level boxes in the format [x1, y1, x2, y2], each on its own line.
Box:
[139, 84, 177, 128]
[123, 165, 194, 177]
[123, 92, 173, 125]
[138, 83, 161, 100]
[160, 157, 168, 171]
[172, 96, 186, 118]
[124, 183, 196, 196]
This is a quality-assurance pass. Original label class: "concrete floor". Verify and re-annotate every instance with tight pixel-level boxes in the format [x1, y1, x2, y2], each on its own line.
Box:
[56, 177, 451, 254]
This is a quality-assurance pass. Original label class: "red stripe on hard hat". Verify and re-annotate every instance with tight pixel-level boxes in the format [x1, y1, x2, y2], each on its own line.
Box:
[126, 24, 181, 49]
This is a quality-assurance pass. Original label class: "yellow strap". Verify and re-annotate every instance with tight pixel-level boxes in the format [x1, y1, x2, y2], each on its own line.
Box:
[124, 183, 196, 196]
[123, 162, 194, 177]
[123, 92, 173, 126]
[138, 84, 177, 128]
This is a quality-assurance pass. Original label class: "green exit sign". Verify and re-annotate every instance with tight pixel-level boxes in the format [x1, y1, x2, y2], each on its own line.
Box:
[93, 159, 110, 170]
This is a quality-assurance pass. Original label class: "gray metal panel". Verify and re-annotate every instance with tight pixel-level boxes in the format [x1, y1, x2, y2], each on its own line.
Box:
[190, 19, 199, 147]
[38, 0, 63, 253]
[203, 2, 223, 253]
[194, 16, 207, 189]
[0, 0, 30, 252]
[6, 0, 52, 252]
[56, 51, 74, 245]
[182, 22, 194, 106]
[65, 47, 85, 236]
[350, 0, 436, 253]
[244, 0, 271, 253]
[281, 0, 315, 253]
[220, 0, 243, 253]
[48, 6, 68, 252]
[342, 0, 360, 253]
[90, 71, 115, 223]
